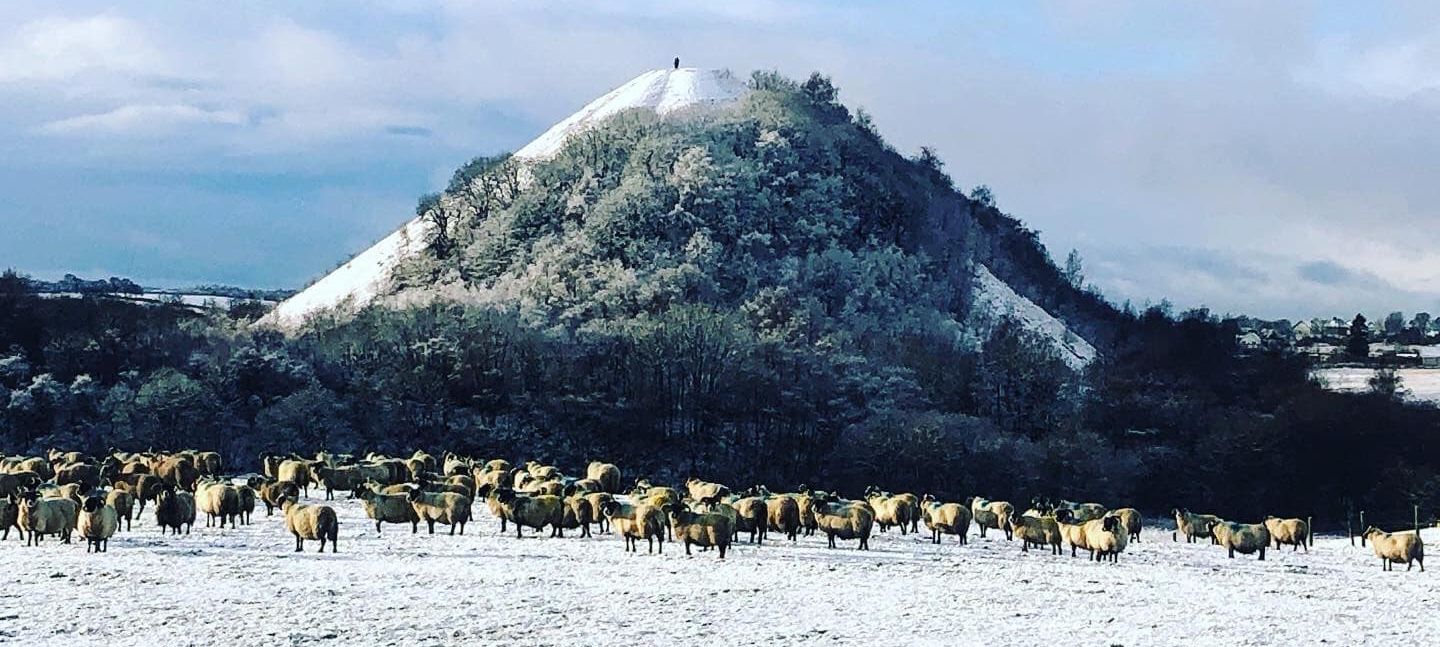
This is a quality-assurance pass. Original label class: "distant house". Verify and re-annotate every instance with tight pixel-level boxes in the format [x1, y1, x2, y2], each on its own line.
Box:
[1419, 346, 1440, 368]
[1237, 331, 1263, 351]
[1292, 320, 1314, 340]
[1323, 318, 1349, 338]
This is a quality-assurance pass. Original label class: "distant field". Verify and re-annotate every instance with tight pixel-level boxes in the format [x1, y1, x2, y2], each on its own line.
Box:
[1312, 367, 1440, 402]
[3, 488, 1436, 645]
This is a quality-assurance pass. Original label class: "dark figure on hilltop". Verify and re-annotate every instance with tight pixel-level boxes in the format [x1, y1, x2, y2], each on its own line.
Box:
[674, 57, 680, 69]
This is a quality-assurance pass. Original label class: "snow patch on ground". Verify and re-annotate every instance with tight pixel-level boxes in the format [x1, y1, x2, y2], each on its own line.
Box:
[3, 491, 1435, 646]
[1312, 367, 1440, 403]
[262, 68, 748, 330]
[970, 264, 1098, 369]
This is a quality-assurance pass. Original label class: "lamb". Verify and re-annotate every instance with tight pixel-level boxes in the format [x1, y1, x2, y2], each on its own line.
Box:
[154, 485, 196, 535]
[356, 488, 418, 534]
[1264, 516, 1310, 552]
[601, 500, 665, 554]
[1211, 520, 1270, 560]
[810, 499, 874, 550]
[280, 495, 339, 553]
[586, 461, 622, 494]
[17, 491, 78, 545]
[494, 488, 563, 538]
[765, 495, 801, 541]
[406, 488, 472, 535]
[78, 495, 119, 553]
[970, 498, 1015, 540]
[1363, 527, 1424, 572]
[1109, 508, 1143, 542]
[666, 502, 734, 558]
[105, 487, 135, 532]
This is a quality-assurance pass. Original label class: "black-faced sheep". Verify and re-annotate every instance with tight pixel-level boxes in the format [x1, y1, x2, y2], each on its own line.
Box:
[811, 499, 874, 550]
[356, 487, 418, 534]
[407, 488, 472, 535]
[154, 486, 195, 535]
[78, 495, 118, 553]
[1109, 508, 1142, 542]
[601, 500, 665, 554]
[920, 495, 972, 545]
[666, 502, 734, 558]
[1009, 513, 1062, 554]
[17, 491, 77, 545]
[494, 488, 562, 538]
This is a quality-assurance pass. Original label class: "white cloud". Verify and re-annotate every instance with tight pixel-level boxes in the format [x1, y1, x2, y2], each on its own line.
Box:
[0, 14, 170, 83]
[38, 104, 245, 135]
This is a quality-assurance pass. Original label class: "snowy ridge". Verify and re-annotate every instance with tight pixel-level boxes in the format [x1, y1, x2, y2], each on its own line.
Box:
[514, 68, 747, 160]
[264, 68, 749, 329]
[970, 264, 1098, 368]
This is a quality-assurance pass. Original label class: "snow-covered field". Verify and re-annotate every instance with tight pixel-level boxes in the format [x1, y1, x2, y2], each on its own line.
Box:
[1313, 367, 1440, 402]
[3, 492, 1434, 646]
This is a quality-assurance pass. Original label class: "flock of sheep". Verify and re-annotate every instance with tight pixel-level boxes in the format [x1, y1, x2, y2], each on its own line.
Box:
[0, 448, 1426, 572]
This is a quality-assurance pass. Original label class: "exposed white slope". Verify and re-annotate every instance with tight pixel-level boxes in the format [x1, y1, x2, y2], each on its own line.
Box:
[515, 67, 746, 160]
[971, 264, 1098, 368]
[265, 68, 748, 329]
[4, 486, 1435, 645]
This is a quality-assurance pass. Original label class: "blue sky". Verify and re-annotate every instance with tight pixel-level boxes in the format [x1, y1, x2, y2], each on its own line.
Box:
[2, 1, 1438, 319]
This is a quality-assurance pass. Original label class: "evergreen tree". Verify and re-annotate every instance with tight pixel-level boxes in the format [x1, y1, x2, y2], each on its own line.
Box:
[1346, 313, 1370, 359]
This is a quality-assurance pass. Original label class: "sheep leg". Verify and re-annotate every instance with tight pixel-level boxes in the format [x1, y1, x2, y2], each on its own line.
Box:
[684, 541, 692, 556]
[294, 534, 303, 552]
[1258, 548, 1265, 561]
[427, 519, 436, 534]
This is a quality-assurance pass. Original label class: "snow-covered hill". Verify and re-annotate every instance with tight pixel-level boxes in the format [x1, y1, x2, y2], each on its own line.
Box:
[4, 486, 1434, 645]
[970, 264, 1098, 368]
[264, 68, 749, 329]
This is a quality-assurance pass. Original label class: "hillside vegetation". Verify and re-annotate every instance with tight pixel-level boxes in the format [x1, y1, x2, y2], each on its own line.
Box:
[3, 73, 1439, 525]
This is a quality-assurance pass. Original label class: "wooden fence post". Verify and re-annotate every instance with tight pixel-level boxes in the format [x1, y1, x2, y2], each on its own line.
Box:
[1359, 510, 1366, 547]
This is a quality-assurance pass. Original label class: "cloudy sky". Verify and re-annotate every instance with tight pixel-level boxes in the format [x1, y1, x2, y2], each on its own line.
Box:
[1, 1, 1437, 319]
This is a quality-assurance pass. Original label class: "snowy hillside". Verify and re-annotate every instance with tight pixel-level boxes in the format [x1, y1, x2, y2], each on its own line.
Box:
[265, 68, 749, 329]
[4, 487, 1434, 645]
[970, 264, 1098, 368]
